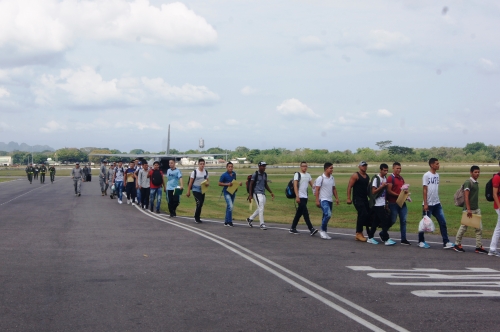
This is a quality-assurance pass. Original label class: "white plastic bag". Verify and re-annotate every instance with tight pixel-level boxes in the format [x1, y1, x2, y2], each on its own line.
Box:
[111, 184, 115, 191]
[418, 215, 435, 233]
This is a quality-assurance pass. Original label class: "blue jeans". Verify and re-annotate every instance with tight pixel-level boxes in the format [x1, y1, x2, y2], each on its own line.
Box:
[136, 188, 141, 202]
[150, 188, 163, 211]
[320, 200, 333, 232]
[114, 181, 124, 201]
[224, 192, 235, 223]
[389, 202, 408, 241]
[418, 203, 450, 245]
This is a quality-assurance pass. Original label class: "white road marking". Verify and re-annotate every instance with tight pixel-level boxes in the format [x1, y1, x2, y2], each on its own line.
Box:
[367, 273, 500, 279]
[0, 179, 62, 206]
[412, 290, 500, 297]
[348, 266, 498, 273]
[140, 208, 410, 332]
[388, 281, 500, 287]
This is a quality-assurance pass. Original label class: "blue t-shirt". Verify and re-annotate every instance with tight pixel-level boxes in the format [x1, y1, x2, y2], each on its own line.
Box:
[166, 168, 183, 190]
[219, 171, 237, 194]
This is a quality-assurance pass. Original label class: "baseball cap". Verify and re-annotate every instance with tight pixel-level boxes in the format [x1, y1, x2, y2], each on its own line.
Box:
[76, 162, 80, 165]
[137, 161, 142, 165]
[258, 161, 267, 166]
[359, 161, 368, 166]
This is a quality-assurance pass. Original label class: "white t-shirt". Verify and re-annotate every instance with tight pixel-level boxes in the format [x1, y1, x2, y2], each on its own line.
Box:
[114, 166, 125, 181]
[190, 169, 209, 187]
[294, 172, 311, 198]
[315, 174, 335, 202]
[372, 175, 387, 207]
[423, 171, 440, 205]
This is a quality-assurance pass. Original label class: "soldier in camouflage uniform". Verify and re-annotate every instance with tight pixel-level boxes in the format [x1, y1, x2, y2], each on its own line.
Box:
[49, 165, 56, 183]
[39, 163, 47, 184]
[25, 163, 34, 184]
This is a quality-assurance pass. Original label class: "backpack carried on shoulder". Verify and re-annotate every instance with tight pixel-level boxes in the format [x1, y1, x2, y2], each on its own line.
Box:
[246, 171, 267, 194]
[485, 173, 500, 202]
[151, 169, 163, 186]
[285, 172, 301, 199]
[454, 179, 473, 207]
[368, 174, 383, 208]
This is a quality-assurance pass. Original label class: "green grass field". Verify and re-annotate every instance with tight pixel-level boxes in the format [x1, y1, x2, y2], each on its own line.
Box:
[169, 166, 499, 240]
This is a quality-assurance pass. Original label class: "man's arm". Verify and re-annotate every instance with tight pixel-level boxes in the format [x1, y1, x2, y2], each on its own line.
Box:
[464, 189, 472, 217]
[333, 186, 339, 205]
[493, 186, 500, 211]
[179, 175, 184, 189]
[264, 181, 274, 200]
[294, 176, 300, 203]
[346, 173, 358, 204]
[423, 185, 428, 211]
[248, 179, 254, 201]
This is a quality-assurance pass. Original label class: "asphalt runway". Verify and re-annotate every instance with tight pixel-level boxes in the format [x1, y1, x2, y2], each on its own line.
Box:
[1, 177, 499, 331]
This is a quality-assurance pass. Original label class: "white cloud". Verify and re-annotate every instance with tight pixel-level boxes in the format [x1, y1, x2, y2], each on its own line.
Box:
[115, 121, 162, 130]
[40, 120, 67, 133]
[33, 67, 219, 109]
[297, 35, 326, 51]
[366, 30, 410, 54]
[0, 87, 10, 98]
[171, 121, 203, 131]
[377, 109, 393, 117]
[0, 0, 217, 65]
[240, 86, 257, 96]
[276, 98, 319, 118]
[478, 58, 499, 74]
[225, 119, 239, 125]
[0, 122, 11, 132]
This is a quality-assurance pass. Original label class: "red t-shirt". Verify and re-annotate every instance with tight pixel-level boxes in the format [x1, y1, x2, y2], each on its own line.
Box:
[387, 174, 405, 203]
[493, 174, 500, 210]
[149, 169, 164, 189]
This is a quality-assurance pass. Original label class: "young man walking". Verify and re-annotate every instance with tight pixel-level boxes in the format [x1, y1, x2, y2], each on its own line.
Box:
[346, 161, 371, 242]
[454, 166, 487, 253]
[106, 163, 114, 197]
[125, 161, 137, 205]
[33, 165, 39, 180]
[112, 161, 126, 204]
[187, 159, 210, 223]
[488, 162, 500, 257]
[314, 162, 339, 240]
[367, 164, 396, 246]
[39, 163, 47, 184]
[148, 161, 165, 213]
[419, 158, 455, 249]
[137, 162, 150, 209]
[82, 164, 88, 182]
[71, 162, 83, 196]
[99, 160, 108, 196]
[49, 164, 56, 183]
[387, 162, 411, 245]
[289, 161, 318, 236]
[247, 161, 275, 230]
[218, 162, 242, 227]
[166, 159, 183, 217]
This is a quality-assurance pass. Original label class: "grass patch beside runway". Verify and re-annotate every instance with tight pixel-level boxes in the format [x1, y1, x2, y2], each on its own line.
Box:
[169, 169, 500, 239]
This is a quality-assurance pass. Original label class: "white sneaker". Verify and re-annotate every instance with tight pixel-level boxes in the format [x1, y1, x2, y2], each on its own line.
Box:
[320, 231, 327, 239]
[488, 250, 500, 257]
[127, 199, 131, 205]
[132, 202, 136, 206]
[118, 200, 122, 204]
[135, 198, 138, 204]
[324, 232, 332, 240]
[367, 238, 379, 245]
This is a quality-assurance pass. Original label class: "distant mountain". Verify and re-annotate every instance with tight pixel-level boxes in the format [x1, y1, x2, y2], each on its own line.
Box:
[0, 141, 55, 153]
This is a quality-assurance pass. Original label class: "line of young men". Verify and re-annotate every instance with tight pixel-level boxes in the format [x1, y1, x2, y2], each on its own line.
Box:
[25, 162, 55, 184]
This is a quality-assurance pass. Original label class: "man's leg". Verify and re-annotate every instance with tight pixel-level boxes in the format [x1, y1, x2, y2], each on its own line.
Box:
[76, 179, 81, 194]
[301, 198, 315, 231]
[171, 192, 180, 215]
[368, 208, 379, 239]
[489, 209, 500, 253]
[430, 204, 450, 245]
[377, 207, 391, 242]
[256, 194, 266, 225]
[193, 191, 204, 221]
[74, 179, 77, 194]
[224, 193, 234, 223]
[249, 194, 260, 221]
[455, 225, 468, 246]
[167, 190, 174, 215]
[291, 199, 305, 230]
[150, 189, 157, 210]
[117, 182, 123, 201]
[320, 200, 332, 232]
[155, 190, 163, 212]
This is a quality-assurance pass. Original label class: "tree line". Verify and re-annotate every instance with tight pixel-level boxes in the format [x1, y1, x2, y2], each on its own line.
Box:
[3, 142, 499, 165]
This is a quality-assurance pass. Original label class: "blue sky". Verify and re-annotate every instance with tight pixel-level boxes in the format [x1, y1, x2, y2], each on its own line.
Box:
[0, 0, 499, 152]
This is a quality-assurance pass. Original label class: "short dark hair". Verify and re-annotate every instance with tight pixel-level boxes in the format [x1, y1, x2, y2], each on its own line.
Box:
[392, 162, 401, 167]
[300, 161, 307, 166]
[324, 162, 333, 170]
[429, 158, 438, 166]
[226, 162, 233, 167]
[380, 163, 389, 170]
[198, 158, 205, 164]
[153, 161, 160, 165]
[470, 165, 480, 172]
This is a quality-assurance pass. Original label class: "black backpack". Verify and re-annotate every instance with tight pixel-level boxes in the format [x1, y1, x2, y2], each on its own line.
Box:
[151, 170, 163, 186]
[285, 172, 301, 199]
[485, 173, 500, 202]
[368, 175, 384, 208]
[246, 171, 267, 194]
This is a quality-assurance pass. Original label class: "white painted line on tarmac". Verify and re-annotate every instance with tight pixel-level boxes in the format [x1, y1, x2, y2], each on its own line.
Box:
[174, 215, 489, 249]
[412, 290, 500, 297]
[347, 266, 498, 272]
[0, 179, 63, 206]
[368, 273, 500, 279]
[141, 209, 409, 332]
[388, 281, 500, 287]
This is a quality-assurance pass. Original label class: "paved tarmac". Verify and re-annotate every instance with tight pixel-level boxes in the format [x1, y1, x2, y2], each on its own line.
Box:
[1, 177, 499, 332]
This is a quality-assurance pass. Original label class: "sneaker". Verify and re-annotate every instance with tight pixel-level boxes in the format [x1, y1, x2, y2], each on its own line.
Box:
[319, 231, 327, 239]
[260, 224, 267, 230]
[228, 222, 234, 227]
[246, 218, 253, 228]
[385, 239, 396, 246]
[418, 241, 430, 249]
[324, 232, 332, 240]
[118, 200, 122, 204]
[400, 240, 411, 245]
[475, 247, 488, 254]
[127, 199, 130, 205]
[289, 228, 299, 234]
[132, 202, 136, 206]
[453, 244, 465, 252]
[444, 242, 455, 249]
[156, 210, 160, 214]
[195, 219, 202, 224]
[355, 232, 367, 242]
[367, 238, 379, 245]
[78, 193, 81, 197]
[224, 223, 229, 227]
[488, 250, 500, 257]
[110, 195, 114, 199]
[135, 198, 138, 204]
[310, 228, 318, 236]
[150, 207, 153, 212]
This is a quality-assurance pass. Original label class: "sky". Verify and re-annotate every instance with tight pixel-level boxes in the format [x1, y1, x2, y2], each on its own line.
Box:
[0, 0, 499, 153]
